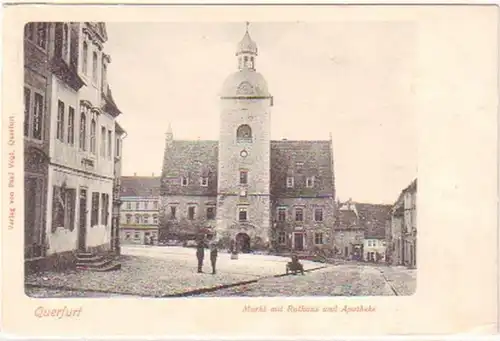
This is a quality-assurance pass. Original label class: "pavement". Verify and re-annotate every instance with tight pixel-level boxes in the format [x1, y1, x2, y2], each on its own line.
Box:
[25, 245, 416, 298]
[25, 245, 326, 297]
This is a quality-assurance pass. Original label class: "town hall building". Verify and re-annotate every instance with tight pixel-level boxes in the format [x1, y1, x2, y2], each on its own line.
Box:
[160, 25, 336, 254]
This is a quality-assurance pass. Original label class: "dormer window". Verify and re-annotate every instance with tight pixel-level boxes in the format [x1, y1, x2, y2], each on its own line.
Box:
[237, 124, 252, 142]
[286, 176, 294, 188]
[200, 176, 208, 187]
[306, 176, 315, 188]
[181, 176, 189, 186]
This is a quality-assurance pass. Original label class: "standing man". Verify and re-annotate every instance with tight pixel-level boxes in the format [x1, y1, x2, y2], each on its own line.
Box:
[196, 239, 206, 273]
[210, 239, 218, 275]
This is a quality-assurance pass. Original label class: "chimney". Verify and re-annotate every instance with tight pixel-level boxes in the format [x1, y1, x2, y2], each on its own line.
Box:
[134, 172, 137, 176]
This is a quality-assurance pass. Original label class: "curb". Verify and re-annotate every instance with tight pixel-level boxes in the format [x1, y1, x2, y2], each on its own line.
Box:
[25, 265, 329, 298]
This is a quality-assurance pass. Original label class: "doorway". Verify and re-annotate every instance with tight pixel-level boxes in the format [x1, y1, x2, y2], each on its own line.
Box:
[78, 188, 88, 252]
[235, 233, 251, 253]
[293, 232, 304, 251]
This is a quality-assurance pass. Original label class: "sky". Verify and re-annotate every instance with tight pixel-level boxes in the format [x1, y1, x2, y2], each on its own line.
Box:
[105, 22, 417, 204]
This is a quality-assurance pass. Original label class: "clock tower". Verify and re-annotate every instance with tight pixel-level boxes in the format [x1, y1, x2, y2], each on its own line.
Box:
[216, 23, 273, 251]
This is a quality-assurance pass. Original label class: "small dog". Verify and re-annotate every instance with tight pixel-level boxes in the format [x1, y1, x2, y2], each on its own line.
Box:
[286, 255, 305, 275]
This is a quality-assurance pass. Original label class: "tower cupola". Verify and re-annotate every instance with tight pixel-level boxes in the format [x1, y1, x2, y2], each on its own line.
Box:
[236, 22, 257, 70]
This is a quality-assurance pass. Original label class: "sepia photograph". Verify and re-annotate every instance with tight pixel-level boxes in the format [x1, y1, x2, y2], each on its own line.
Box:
[23, 20, 418, 299]
[2, 3, 498, 337]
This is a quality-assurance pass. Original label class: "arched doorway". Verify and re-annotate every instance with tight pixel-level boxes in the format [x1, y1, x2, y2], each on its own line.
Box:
[235, 233, 251, 253]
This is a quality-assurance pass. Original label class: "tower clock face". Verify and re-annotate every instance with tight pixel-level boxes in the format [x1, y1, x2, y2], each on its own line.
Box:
[240, 150, 248, 158]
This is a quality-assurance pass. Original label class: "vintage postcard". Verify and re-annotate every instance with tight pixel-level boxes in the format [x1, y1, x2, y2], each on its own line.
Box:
[1, 3, 498, 338]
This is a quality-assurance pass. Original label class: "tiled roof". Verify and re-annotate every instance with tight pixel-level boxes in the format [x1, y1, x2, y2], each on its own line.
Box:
[335, 209, 361, 230]
[160, 139, 335, 198]
[356, 203, 392, 239]
[115, 122, 126, 135]
[121, 176, 161, 197]
[161, 140, 219, 196]
[270, 140, 335, 198]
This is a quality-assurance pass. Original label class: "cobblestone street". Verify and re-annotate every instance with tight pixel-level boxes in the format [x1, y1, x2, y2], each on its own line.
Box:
[26, 246, 415, 298]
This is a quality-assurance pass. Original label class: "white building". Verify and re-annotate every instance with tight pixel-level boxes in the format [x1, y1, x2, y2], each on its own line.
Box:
[363, 238, 387, 262]
[34, 22, 123, 270]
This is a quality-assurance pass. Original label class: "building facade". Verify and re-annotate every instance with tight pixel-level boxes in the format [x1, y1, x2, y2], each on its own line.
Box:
[24, 22, 124, 271]
[120, 176, 161, 245]
[333, 202, 364, 260]
[112, 123, 126, 253]
[160, 26, 336, 254]
[388, 179, 417, 267]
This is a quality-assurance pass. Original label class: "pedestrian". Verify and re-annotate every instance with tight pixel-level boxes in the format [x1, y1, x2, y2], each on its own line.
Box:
[209, 240, 218, 275]
[196, 239, 205, 273]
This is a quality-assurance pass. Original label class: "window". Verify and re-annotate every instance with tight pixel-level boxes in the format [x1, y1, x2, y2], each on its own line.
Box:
[306, 177, 315, 188]
[188, 206, 196, 220]
[200, 177, 208, 187]
[206, 207, 216, 220]
[125, 232, 131, 240]
[67, 106, 75, 145]
[181, 177, 189, 186]
[314, 232, 324, 245]
[56, 100, 65, 141]
[108, 130, 112, 159]
[100, 193, 109, 226]
[278, 231, 286, 244]
[295, 207, 303, 222]
[79, 112, 87, 150]
[36, 23, 47, 49]
[125, 214, 131, 224]
[135, 214, 141, 224]
[277, 207, 286, 222]
[134, 232, 140, 239]
[238, 207, 248, 221]
[82, 41, 88, 75]
[100, 126, 106, 157]
[153, 201, 158, 210]
[102, 60, 107, 90]
[126, 202, 131, 210]
[23, 87, 30, 137]
[314, 208, 323, 222]
[51, 186, 76, 232]
[286, 177, 294, 188]
[91, 192, 100, 226]
[90, 119, 96, 154]
[32, 92, 44, 140]
[170, 206, 177, 220]
[115, 137, 121, 157]
[239, 170, 248, 185]
[153, 214, 158, 224]
[54, 23, 70, 61]
[63, 23, 70, 61]
[92, 51, 98, 84]
[236, 124, 252, 141]
[24, 23, 35, 41]
[135, 202, 140, 210]
[143, 214, 149, 224]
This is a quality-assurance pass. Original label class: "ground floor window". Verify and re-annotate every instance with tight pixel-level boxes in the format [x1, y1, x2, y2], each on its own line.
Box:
[91, 192, 100, 226]
[314, 232, 323, 244]
[51, 185, 76, 232]
[100, 193, 109, 226]
[278, 231, 286, 244]
[25, 176, 45, 258]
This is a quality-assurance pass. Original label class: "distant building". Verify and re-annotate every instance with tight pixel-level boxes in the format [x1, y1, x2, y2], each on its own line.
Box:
[333, 201, 364, 260]
[388, 179, 417, 268]
[120, 175, 161, 245]
[357, 203, 391, 263]
[159, 25, 336, 254]
[24, 22, 124, 272]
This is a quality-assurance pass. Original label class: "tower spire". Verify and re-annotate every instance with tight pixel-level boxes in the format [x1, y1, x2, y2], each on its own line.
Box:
[236, 22, 257, 70]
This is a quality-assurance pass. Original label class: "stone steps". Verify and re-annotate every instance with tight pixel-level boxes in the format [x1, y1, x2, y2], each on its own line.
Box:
[76, 252, 121, 272]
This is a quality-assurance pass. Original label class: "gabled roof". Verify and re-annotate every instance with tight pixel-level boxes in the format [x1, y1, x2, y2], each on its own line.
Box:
[335, 209, 361, 230]
[356, 203, 392, 239]
[160, 139, 335, 198]
[161, 140, 219, 196]
[270, 140, 335, 198]
[121, 176, 161, 197]
[115, 122, 126, 135]
[103, 85, 121, 117]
